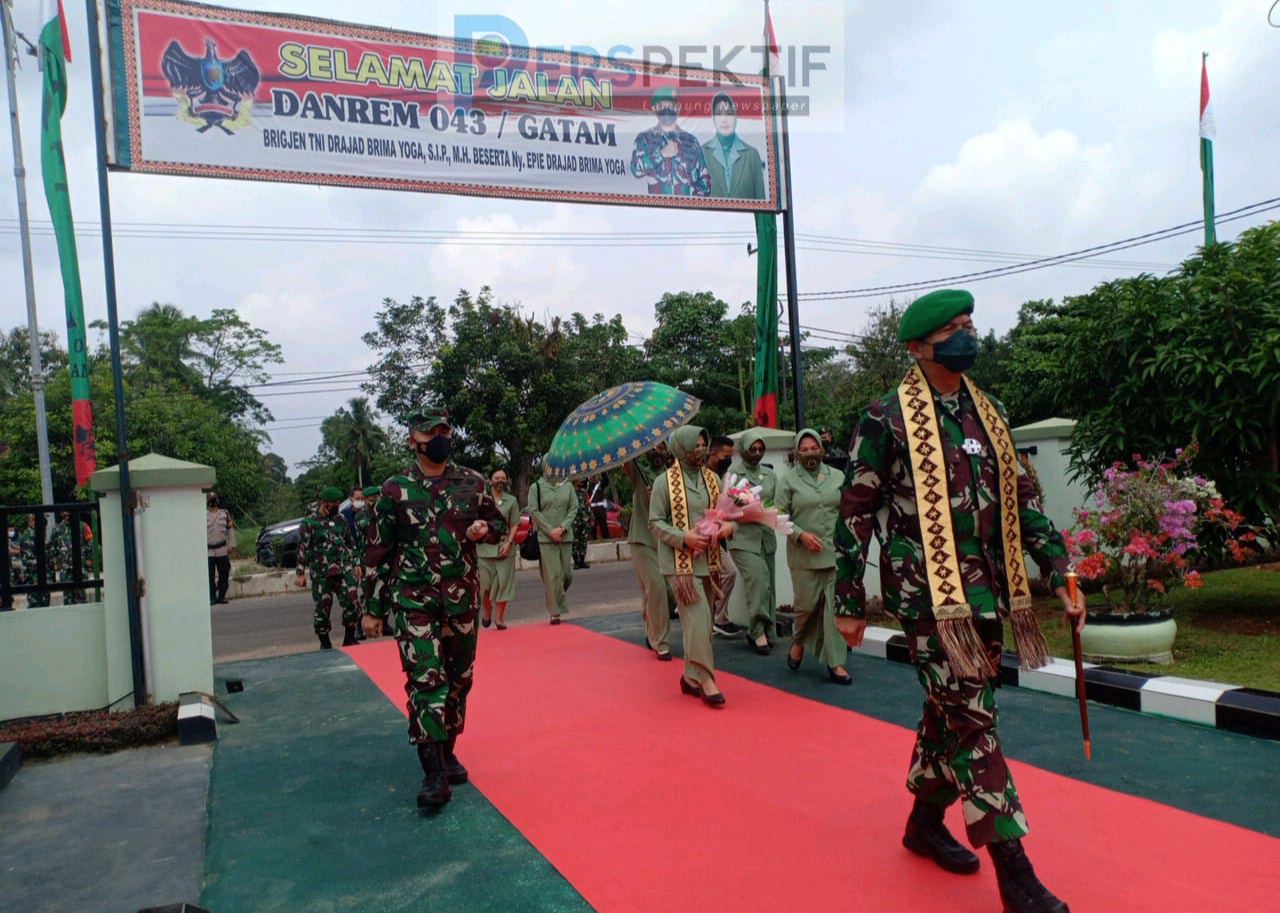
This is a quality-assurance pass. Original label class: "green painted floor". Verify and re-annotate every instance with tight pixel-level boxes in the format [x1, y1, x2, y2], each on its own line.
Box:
[203, 652, 594, 913]
[583, 613, 1280, 839]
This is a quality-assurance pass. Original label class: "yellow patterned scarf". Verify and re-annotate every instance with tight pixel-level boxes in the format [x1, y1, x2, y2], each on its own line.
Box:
[896, 364, 1049, 676]
[666, 461, 722, 606]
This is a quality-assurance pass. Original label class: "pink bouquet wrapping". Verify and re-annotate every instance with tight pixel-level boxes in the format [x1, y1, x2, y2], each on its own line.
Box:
[695, 473, 794, 538]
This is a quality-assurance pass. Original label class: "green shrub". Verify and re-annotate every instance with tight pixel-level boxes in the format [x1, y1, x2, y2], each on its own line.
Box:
[0, 702, 179, 759]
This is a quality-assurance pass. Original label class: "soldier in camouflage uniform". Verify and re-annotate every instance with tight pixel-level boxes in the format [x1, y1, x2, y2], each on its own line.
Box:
[361, 405, 507, 811]
[295, 486, 361, 649]
[630, 86, 712, 197]
[52, 511, 93, 604]
[834, 288, 1084, 913]
[354, 485, 380, 554]
[571, 480, 592, 569]
[17, 515, 51, 608]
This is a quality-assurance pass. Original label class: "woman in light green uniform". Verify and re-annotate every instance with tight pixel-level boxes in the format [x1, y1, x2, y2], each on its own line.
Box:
[775, 429, 851, 684]
[727, 427, 778, 654]
[649, 425, 736, 706]
[529, 459, 577, 624]
[478, 468, 520, 629]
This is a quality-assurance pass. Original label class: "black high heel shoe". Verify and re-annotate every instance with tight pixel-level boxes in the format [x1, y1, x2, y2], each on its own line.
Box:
[680, 676, 702, 698]
[746, 632, 772, 655]
[787, 647, 803, 671]
[827, 667, 853, 686]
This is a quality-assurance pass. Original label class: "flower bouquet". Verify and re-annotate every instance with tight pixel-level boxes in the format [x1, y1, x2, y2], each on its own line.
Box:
[695, 473, 795, 538]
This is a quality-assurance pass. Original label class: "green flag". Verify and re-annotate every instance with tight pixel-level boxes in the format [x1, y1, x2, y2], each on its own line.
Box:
[752, 2, 781, 427]
[40, 0, 96, 484]
[752, 212, 779, 427]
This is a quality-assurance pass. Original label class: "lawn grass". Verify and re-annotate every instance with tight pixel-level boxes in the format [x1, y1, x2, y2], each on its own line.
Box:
[1035, 565, 1280, 692]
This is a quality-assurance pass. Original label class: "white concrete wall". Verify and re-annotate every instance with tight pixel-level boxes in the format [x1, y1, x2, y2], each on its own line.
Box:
[0, 603, 110, 720]
[136, 488, 214, 701]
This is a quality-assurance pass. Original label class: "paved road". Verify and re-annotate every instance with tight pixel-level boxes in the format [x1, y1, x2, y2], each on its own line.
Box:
[212, 559, 642, 663]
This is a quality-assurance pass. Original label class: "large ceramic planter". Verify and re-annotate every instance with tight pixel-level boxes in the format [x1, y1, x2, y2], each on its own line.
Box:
[1080, 608, 1177, 664]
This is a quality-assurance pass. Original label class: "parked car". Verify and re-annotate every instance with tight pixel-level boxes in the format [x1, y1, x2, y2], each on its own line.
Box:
[591, 499, 626, 539]
[256, 517, 304, 568]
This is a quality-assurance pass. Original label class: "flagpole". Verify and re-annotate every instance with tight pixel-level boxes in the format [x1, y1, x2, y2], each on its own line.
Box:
[84, 0, 147, 705]
[1200, 52, 1216, 247]
[769, 2, 805, 430]
[2, 0, 55, 506]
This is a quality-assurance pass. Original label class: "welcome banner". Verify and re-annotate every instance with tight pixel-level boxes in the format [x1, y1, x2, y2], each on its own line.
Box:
[103, 0, 781, 212]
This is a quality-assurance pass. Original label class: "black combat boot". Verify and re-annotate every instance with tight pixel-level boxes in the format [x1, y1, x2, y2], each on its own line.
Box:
[341, 626, 357, 646]
[317, 632, 333, 650]
[902, 796, 981, 874]
[443, 734, 468, 785]
[415, 742, 452, 809]
[988, 839, 1070, 913]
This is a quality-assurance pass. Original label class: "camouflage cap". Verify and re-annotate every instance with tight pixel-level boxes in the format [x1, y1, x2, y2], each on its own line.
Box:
[361, 485, 381, 497]
[318, 485, 345, 502]
[405, 404, 451, 432]
[897, 288, 975, 342]
[651, 85, 678, 107]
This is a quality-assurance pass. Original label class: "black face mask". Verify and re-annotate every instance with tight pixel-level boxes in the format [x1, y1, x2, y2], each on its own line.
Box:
[712, 457, 732, 476]
[930, 328, 980, 373]
[416, 436, 453, 463]
[657, 109, 678, 126]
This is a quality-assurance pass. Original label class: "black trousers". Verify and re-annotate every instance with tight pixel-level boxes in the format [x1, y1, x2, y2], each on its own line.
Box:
[208, 555, 231, 603]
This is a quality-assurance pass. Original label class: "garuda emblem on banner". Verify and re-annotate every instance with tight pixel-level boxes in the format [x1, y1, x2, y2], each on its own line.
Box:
[161, 38, 260, 134]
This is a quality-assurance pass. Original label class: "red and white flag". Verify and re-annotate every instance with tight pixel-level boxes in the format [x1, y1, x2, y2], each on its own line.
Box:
[39, 0, 72, 68]
[763, 2, 782, 77]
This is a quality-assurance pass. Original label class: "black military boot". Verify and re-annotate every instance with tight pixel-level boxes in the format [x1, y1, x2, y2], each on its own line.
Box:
[988, 838, 1070, 913]
[443, 734, 468, 785]
[416, 742, 452, 809]
[317, 632, 333, 650]
[341, 626, 358, 646]
[902, 796, 980, 874]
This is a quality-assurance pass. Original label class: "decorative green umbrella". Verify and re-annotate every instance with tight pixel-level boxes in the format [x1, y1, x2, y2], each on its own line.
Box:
[543, 382, 701, 482]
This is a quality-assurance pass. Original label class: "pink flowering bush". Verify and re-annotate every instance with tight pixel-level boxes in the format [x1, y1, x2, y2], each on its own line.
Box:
[1065, 444, 1251, 614]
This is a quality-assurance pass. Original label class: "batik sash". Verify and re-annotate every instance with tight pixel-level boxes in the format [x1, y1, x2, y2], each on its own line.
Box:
[896, 364, 1049, 676]
[666, 462, 722, 606]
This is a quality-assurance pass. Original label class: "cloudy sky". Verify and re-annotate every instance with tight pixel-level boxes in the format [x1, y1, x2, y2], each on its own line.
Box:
[2, 0, 1277, 474]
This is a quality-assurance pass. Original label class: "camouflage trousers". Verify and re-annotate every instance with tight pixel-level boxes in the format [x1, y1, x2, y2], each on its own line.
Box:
[572, 507, 591, 565]
[391, 604, 478, 744]
[310, 571, 359, 635]
[903, 617, 1028, 848]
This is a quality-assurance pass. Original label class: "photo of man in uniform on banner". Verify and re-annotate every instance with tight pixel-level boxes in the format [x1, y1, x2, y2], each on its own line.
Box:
[630, 86, 711, 197]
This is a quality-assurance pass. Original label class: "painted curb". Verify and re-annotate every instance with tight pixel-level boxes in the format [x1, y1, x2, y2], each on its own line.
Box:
[851, 625, 1280, 742]
[0, 741, 20, 793]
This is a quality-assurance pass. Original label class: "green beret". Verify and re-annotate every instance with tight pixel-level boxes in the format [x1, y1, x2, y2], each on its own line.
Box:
[405, 404, 450, 431]
[897, 289, 975, 342]
[650, 85, 677, 107]
[318, 486, 345, 502]
[361, 485, 381, 498]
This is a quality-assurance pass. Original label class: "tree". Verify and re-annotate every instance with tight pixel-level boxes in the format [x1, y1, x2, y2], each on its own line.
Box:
[93, 303, 281, 425]
[1046, 221, 1280, 520]
[0, 327, 67, 403]
[320, 397, 390, 487]
[364, 287, 633, 501]
[643, 292, 751, 434]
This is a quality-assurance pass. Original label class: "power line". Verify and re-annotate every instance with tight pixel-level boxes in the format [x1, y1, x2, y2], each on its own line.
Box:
[796, 197, 1280, 301]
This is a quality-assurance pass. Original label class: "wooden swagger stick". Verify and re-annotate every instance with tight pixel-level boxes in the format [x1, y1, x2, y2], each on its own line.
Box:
[1068, 571, 1092, 760]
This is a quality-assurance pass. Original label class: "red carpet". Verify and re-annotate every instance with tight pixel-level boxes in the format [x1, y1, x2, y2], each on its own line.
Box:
[348, 624, 1280, 913]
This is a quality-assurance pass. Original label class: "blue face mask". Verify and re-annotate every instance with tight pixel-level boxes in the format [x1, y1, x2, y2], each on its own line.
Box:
[930, 328, 980, 373]
[657, 109, 678, 126]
